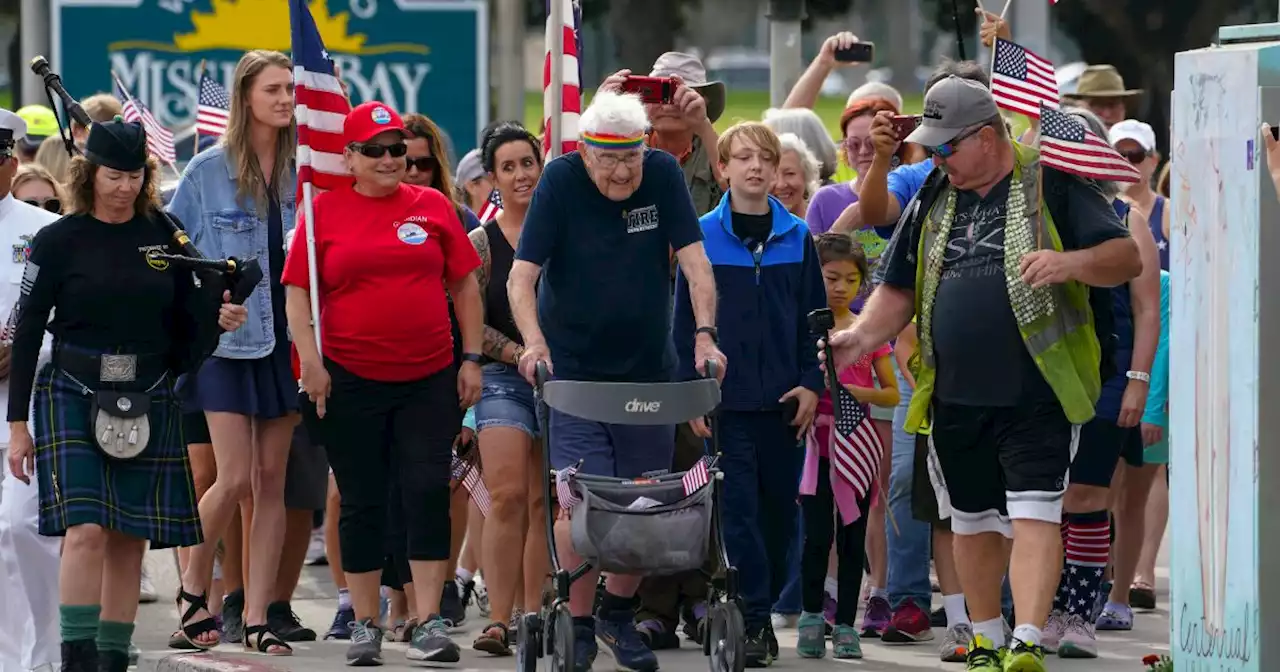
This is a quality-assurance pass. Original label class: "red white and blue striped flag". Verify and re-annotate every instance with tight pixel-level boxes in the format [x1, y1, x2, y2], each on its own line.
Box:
[831, 381, 883, 500]
[195, 70, 231, 137]
[991, 37, 1059, 119]
[477, 188, 503, 223]
[115, 80, 176, 164]
[681, 456, 711, 496]
[1039, 102, 1142, 183]
[291, 0, 351, 192]
[542, 0, 583, 157]
[556, 466, 580, 509]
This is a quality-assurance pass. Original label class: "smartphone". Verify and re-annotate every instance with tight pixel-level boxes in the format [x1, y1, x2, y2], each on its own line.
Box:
[1271, 125, 1278, 141]
[807, 308, 835, 333]
[891, 114, 922, 138]
[834, 42, 875, 63]
[622, 76, 676, 105]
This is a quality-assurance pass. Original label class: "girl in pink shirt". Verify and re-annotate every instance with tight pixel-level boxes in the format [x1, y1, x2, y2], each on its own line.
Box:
[797, 233, 898, 659]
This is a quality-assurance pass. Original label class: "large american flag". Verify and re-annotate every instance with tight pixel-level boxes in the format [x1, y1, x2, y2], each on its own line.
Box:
[115, 81, 176, 164]
[291, 0, 351, 192]
[542, 0, 583, 157]
[477, 189, 503, 223]
[830, 379, 883, 501]
[1039, 102, 1142, 183]
[195, 70, 231, 137]
[991, 38, 1059, 119]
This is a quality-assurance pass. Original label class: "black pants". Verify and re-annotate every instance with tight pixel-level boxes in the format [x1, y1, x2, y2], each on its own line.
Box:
[322, 359, 458, 573]
[800, 457, 870, 626]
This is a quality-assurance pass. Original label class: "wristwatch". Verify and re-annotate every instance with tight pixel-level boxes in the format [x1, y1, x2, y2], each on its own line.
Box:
[1125, 370, 1151, 383]
[461, 353, 484, 365]
[695, 326, 719, 344]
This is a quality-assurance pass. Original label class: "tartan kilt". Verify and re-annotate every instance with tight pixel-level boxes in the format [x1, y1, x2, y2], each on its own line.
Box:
[33, 362, 202, 549]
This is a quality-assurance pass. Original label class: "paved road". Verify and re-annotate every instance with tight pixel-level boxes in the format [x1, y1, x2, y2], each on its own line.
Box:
[134, 549, 1172, 672]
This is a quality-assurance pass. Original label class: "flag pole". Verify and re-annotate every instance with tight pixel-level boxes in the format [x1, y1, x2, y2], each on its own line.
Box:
[302, 180, 322, 357]
[192, 59, 206, 156]
[547, 0, 565, 160]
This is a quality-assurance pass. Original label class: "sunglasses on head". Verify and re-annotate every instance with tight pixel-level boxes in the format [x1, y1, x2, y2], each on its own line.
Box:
[406, 156, 438, 172]
[352, 142, 408, 159]
[24, 198, 61, 214]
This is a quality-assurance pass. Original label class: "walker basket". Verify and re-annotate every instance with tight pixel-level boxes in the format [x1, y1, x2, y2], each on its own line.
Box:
[568, 473, 713, 575]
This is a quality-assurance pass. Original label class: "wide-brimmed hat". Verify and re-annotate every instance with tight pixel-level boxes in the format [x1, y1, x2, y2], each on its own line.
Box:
[650, 52, 726, 123]
[1073, 65, 1142, 98]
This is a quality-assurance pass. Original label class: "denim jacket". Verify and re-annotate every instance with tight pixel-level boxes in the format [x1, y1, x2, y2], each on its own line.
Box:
[167, 146, 297, 359]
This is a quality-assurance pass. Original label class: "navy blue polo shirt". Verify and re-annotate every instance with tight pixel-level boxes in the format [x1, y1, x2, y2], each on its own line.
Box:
[515, 149, 702, 382]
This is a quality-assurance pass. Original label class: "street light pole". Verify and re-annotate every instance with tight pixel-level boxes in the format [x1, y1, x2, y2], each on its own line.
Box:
[20, 0, 51, 108]
[767, 0, 805, 108]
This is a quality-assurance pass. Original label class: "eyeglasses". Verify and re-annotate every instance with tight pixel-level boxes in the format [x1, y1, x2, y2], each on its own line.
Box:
[924, 124, 990, 160]
[24, 198, 61, 214]
[406, 156, 438, 172]
[590, 149, 644, 170]
[351, 142, 408, 159]
[1119, 148, 1149, 164]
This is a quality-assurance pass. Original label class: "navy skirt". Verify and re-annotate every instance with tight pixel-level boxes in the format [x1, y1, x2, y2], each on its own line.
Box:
[181, 339, 299, 419]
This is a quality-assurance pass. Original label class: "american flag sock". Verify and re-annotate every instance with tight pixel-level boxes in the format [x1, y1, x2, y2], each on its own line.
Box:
[1055, 510, 1111, 618]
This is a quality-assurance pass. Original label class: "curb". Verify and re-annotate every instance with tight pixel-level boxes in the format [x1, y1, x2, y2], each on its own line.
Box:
[139, 651, 290, 672]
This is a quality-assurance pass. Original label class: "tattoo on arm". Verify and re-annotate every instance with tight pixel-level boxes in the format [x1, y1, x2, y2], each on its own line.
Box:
[482, 327, 514, 362]
[469, 228, 491, 293]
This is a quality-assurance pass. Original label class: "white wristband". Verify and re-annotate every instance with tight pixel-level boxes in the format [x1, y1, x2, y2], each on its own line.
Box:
[1126, 370, 1151, 383]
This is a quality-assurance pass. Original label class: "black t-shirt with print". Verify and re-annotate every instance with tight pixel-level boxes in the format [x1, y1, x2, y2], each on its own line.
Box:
[732, 211, 772, 250]
[878, 166, 1129, 407]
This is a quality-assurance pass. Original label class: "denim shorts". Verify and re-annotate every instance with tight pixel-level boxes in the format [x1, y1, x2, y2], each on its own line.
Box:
[476, 362, 539, 438]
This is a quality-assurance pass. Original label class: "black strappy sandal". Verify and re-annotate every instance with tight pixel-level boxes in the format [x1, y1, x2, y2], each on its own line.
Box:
[472, 621, 512, 656]
[244, 624, 293, 656]
[175, 588, 220, 650]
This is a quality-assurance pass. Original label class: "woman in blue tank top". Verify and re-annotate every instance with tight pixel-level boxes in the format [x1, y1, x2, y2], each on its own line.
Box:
[1110, 120, 1169, 270]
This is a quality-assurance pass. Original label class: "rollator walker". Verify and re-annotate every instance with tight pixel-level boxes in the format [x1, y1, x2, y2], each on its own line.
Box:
[517, 361, 745, 672]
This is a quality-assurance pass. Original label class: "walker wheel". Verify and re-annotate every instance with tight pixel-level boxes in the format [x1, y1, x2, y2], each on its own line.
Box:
[706, 602, 745, 672]
[548, 603, 575, 672]
[517, 611, 543, 672]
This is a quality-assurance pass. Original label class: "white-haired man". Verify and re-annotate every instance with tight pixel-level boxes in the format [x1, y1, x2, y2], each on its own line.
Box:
[508, 91, 725, 672]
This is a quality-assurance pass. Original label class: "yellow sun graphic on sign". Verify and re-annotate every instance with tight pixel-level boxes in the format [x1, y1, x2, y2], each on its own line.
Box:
[107, 0, 427, 56]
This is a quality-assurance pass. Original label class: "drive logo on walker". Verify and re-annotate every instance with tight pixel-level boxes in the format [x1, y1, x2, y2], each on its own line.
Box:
[625, 399, 662, 413]
[52, 0, 490, 160]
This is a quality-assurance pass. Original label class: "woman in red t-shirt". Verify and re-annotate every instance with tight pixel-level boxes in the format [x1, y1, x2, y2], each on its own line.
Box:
[281, 101, 483, 665]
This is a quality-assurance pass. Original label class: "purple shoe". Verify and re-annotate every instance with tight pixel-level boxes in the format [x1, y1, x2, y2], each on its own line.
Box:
[861, 596, 892, 638]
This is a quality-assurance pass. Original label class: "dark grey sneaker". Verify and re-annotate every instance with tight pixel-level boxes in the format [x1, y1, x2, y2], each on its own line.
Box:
[222, 588, 245, 643]
[347, 618, 384, 666]
[407, 615, 461, 665]
[440, 581, 466, 630]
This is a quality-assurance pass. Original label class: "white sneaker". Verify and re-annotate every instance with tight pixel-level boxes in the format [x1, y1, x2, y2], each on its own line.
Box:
[1041, 610, 1067, 654]
[472, 575, 490, 618]
[770, 613, 798, 630]
[138, 565, 158, 603]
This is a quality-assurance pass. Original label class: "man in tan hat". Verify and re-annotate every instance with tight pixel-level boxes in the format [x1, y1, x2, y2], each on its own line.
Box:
[1066, 65, 1142, 130]
[599, 52, 726, 217]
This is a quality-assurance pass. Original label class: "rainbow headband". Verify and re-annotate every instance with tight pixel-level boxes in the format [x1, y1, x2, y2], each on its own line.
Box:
[581, 131, 645, 149]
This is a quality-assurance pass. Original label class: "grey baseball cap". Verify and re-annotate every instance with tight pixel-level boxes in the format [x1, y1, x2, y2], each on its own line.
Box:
[905, 76, 1000, 148]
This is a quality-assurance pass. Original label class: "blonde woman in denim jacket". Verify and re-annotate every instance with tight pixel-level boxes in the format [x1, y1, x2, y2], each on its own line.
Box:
[165, 49, 298, 655]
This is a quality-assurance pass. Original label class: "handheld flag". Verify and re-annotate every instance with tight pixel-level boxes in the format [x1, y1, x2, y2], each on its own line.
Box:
[291, 0, 352, 192]
[830, 380, 883, 501]
[114, 79, 176, 164]
[991, 38, 1059, 119]
[681, 456, 711, 496]
[477, 189, 503, 223]
[1039, 103, 1142, 183]
[196, 71, 231, 137]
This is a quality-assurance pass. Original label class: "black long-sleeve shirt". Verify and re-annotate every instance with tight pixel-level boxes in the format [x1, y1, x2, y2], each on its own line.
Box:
[7, 212, 198, 421]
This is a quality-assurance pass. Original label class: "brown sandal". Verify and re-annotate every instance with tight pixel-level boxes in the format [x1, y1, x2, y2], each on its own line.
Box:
[473, 621, 512, 656]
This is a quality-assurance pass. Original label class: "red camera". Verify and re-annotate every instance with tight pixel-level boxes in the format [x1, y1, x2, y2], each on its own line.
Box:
[622, 76, 677, 105]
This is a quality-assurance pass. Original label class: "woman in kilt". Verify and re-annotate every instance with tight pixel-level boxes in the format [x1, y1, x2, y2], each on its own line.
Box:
[4, 118, 248, 672]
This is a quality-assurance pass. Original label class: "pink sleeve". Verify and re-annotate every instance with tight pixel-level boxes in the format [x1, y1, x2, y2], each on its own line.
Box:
[873, 344, 893, 360]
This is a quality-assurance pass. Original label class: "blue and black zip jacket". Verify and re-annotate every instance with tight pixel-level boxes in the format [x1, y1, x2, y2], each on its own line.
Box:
[673, 192, 827, 411]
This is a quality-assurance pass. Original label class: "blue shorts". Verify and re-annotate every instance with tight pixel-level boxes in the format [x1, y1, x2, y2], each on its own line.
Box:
[476, 363, 539, 437]
[547, 407, 675, 478]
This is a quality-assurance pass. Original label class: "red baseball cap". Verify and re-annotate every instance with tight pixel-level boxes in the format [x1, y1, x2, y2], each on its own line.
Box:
[343, 101, 406, 145]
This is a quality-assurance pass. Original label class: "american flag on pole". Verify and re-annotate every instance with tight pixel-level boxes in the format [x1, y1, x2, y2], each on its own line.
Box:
[830, 382, 883, 501]
[991, 38, 1059, 119]
[477, 189, 503, 223]
[543, 0, 583, 157]
[195, 71, 231, 137]
[115, 81, 176, 164]
[291, 0, 351, 192]
[1039, 102, 1142, 183]
[451, 456, 492, 517]
[681, 456, 711, 496]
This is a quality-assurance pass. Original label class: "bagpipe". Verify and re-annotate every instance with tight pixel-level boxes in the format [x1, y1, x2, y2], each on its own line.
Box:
[32, 55, 264, 374]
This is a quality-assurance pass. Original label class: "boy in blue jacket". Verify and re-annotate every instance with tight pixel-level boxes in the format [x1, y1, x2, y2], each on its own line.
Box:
[673, 122, 827, 668]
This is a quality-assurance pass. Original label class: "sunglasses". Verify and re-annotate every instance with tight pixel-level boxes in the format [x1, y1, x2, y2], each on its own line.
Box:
[924, 124, 990, 160]
[1119, 148, 1149, 164]
[406, 156, 439, 172]
[352, 142, 408, 159]
[24, 198, 61, 214]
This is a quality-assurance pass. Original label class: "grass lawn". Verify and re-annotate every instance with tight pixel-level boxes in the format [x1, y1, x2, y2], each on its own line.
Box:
[521, 89, 924, 136]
